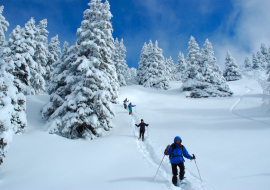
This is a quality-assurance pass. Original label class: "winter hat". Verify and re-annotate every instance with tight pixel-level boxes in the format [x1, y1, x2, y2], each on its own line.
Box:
[174, 136, 182, 143]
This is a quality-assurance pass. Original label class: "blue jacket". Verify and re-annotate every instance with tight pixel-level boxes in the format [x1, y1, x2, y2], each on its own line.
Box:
[128, 104, 134, 112]
[166, 136, 192, 164]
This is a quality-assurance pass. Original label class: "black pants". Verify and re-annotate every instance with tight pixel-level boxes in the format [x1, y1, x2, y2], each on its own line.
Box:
[124, 104, 127, 109]
[139, 130, 145, 141]
[171, 162, 185, 185]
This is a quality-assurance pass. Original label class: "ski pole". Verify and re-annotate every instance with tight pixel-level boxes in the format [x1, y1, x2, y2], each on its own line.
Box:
[153, 154, 166, 181]
[193, 155, 202, 182]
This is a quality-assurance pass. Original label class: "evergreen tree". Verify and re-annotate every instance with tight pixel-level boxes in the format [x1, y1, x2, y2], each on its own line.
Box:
[244, 56, 252, 70]
[42, 0, 118, 139]
[223, 51, 242, 81]
[165, 56, 176, 81]
[175, 51, 186, 81]
[33, 19, 48, 85]
[182, 36, 201, 82]
[257, 51, 266, 69]
[0, 6, 9, 47]
[260, 43, 269, 64]
[0, 47, 27, 164]
[252, 52, 260, 70]
[113, 38, 127, 86]
[137, 43, 148, 85]
[139, 40, 170, 90]
[8, 25, 32, 94]
[21, 18, 46, 94]
[125, 67, 138, 85]
[182, 38, 232, 98]
[46, 35, 61, 86]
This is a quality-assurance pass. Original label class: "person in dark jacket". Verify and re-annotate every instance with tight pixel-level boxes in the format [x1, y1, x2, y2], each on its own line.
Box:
[164, 136, 195, 186]
[135, 119, 149, 141]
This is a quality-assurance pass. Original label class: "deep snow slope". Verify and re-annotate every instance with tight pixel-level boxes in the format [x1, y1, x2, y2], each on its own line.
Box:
[0, 96, 168, 190]
[119, 76, 270, 190]
[0, 74, 269, 190]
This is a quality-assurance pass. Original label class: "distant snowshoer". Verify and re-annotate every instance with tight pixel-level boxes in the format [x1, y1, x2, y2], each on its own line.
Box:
[123, 98, 129, 109]
[128, 102, 135, 115]
[164, 136, 195, 186]
[135, 119, 149, 141]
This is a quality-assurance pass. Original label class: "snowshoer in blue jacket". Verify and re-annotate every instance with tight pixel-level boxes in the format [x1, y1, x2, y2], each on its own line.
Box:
[123, 98, 129, 109]
[128, 102, 135, 115]
[135, 119, 149, 141]
[164, 136, 196, 186]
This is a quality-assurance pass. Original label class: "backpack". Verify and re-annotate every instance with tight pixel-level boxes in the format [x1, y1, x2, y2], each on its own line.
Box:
[169, 143, 185, 161]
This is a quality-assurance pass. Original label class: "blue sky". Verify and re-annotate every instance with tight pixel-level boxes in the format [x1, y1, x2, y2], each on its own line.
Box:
[2, 0, 270, 69]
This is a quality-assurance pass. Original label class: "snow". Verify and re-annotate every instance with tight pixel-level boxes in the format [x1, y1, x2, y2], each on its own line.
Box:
[1, 75, 270, 190]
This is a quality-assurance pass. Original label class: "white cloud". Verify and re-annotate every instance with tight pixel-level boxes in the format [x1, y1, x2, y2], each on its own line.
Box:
[211, 0, 270, 68]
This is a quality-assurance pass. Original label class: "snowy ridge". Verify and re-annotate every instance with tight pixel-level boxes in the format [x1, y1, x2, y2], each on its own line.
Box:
[129, 110, 214, 190]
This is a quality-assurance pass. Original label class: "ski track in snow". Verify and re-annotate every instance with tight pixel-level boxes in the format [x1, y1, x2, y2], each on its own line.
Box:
[126, 109, 214, 190]
[230, 81, 270, 126]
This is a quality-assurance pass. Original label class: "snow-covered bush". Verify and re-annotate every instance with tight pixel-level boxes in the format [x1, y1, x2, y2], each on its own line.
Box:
[138, 40, 170, 90]
[42, 0, 118, 140]
[223, 51, 242, 81]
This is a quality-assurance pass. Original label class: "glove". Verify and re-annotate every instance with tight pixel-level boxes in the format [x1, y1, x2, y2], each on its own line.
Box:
[191, 154, 196, 160]
[164, 145, 170, 154]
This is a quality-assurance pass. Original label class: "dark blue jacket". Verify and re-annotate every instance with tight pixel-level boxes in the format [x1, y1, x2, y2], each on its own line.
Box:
[166, 136, 192, 164]
[136, 123, 149, 132]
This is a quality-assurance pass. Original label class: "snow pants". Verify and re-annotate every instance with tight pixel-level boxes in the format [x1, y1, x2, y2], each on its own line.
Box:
[171, 162, 185, 185]
[124, 104, 127, 109]
[139, 130, 145, 141]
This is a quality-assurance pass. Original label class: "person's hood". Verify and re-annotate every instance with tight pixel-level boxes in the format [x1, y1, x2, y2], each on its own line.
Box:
[174, 136, 182, 143]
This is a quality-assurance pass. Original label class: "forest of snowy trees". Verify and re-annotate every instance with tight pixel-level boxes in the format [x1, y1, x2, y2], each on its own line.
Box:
[1, 0, 270, 165]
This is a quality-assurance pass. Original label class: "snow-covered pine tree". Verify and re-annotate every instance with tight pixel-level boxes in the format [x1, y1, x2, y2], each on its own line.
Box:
[125, 67, 138, 85]
[8, 25, 32, 94]
[244, 56, 252, 70]
[223, 51, 242, 81]
[256, 51, 266, 69]
[182, 38, 232, 98]
[181, 36, 203, 95]
[0, 6, 9, 47]
[113, 38, 127, 86]
[140, 40, 170, 90]
[175, 51, 186, 81]
[33, 19, 48, 86]
[137, 43, 148, 85]
[46, 35, 61, 86]
[41, 0, 118, 139]
[47, 41, 71, 95]
[260, 43, 269, 64]
[252, 52, 260, 70]
[16, 18, 46, 94]
[0, 47, 27, 165]
[165, 56, 176, 81]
